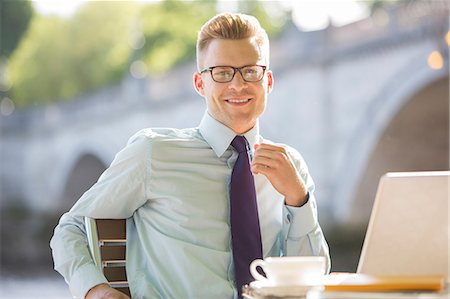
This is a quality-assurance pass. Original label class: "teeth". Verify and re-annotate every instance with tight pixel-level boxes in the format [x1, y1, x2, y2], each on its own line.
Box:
[228, 99, 249, 103]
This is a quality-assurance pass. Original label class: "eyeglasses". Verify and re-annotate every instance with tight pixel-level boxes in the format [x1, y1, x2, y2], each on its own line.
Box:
[200, 65, 267, 83]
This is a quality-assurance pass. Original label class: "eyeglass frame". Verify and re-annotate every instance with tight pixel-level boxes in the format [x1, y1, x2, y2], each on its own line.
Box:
[199, 65, 268, 83]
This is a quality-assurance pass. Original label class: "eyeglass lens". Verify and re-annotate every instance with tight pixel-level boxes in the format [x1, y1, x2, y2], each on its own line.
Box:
[211, 66, 264, 82]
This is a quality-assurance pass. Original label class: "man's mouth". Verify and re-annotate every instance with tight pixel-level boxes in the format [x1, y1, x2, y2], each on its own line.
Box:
[226, 98, 252, 103]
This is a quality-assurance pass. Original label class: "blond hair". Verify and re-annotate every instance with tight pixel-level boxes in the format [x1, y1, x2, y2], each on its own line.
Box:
[196, 12, 270, 70]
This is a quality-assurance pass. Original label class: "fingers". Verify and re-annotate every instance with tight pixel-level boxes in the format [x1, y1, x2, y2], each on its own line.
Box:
[254, 143, 287, 153]
[252, 143, 289, 170]
[251, 143, 290, 177]
[86, 284, 130, 299]
[251, 163, 275, 176]
[251, 143, 308, 206]
[252, 155, 279, 169]
[254, 143, 289, 160]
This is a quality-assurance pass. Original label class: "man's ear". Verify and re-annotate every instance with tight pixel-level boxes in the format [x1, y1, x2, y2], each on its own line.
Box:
[266, 70, 274, 94]
[193, 72, 205, 96]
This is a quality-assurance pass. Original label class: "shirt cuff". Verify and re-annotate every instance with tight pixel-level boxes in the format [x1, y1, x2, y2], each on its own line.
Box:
[283, 193, 318, 238]
[68, 262, 108, 299]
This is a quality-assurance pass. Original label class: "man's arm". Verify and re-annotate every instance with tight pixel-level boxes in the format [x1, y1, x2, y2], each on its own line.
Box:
[85, 284, 130, 299]
[282, 194, 331, 273]
[252, 143, 308, 207]
[51, 213, 110, 298]
[51, 214, 132, 298]
[50, 130, 152, 298]
[252, 143, 331, 272]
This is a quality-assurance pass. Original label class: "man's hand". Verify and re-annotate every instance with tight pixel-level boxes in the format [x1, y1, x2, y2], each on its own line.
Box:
[251, 143, 308, 207]
[86, 284, 130, 299]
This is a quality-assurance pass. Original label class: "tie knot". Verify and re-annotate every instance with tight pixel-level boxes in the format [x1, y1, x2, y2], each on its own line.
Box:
[231, 135, 248, 153]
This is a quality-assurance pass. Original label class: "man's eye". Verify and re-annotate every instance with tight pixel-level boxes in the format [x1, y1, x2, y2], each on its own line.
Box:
[215, 71, 232, 78]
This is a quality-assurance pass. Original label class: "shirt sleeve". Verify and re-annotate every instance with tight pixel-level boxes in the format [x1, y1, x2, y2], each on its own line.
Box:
[280, 146, 331, 273]
[50, 213, 109, 298]
[50, 130, 152, 298]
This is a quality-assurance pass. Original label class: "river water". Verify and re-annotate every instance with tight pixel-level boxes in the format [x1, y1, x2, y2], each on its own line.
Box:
[0, 275, 72, 298]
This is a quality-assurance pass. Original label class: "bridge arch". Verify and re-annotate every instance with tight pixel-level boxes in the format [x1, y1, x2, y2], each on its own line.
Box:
[334, 55, 449, 223]
[59, 153, 107, 212]
[52, 141, 115, 213]
[349, 75, 449, 225]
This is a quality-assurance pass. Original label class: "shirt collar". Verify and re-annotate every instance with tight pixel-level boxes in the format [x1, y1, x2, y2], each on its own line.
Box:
[198, 112, 260, 158]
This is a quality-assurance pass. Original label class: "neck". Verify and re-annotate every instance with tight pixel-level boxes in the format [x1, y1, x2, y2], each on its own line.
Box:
[231, 124, 255, 135]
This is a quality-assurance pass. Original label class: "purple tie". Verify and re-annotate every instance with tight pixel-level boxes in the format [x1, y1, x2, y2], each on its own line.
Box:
[230, 135, 263, 295]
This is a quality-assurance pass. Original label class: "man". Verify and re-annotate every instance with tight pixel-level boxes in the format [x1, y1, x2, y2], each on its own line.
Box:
[51, 12, 330, 299]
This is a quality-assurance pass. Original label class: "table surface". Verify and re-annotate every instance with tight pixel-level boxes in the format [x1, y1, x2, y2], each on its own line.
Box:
[242, 283, 450, 299]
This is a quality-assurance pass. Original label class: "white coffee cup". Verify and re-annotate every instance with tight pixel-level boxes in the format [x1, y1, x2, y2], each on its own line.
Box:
[250, 256, 326, 286]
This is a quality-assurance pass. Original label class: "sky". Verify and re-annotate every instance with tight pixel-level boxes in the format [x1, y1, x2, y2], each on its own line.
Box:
[292, 0, 369, 30]
[32, 0, 370, 32]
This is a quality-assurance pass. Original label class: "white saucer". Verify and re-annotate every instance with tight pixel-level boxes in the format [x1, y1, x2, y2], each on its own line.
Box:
[248, 280, 324, 297]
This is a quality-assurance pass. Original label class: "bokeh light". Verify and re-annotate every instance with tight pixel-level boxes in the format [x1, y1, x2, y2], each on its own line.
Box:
[427, 50, 444, 70]
[0, 97, 15, 116]
[130, 60, 148, 79]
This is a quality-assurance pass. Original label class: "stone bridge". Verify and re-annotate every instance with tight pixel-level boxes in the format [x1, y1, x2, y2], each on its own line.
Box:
[1, 2, 449, 230]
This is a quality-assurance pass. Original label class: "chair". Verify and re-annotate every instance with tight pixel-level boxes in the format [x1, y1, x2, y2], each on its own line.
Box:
[85, 217, 130, 296]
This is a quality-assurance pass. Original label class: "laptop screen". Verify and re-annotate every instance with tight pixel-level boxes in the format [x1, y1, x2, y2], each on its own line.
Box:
[357, 171, 449, 282]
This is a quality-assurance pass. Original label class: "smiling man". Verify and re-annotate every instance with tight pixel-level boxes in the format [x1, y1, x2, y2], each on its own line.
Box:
[51, 13, 330, 299]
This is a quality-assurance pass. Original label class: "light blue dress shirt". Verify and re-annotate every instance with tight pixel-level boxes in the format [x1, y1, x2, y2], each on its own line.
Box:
[50, 112, 330, 299]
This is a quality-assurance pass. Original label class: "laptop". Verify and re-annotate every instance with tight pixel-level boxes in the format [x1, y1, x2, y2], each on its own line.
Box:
[357, 171, 449, 283]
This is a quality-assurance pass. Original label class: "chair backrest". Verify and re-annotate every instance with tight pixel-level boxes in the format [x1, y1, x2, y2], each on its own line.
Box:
[85, 218, 130, 296]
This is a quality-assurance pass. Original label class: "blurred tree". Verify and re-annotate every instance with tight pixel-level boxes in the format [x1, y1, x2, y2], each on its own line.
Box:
[363, 0, 416, 14]
[139, 0, 289, 73]
[8, 0, 290, 108]
[0, 0, 33, 57]
[0, 0, 33, 102]
[9, 2, 137, 107]
[237, 0, 290, 37]
[138, 0, 216, 73]
[366, 0, 392, 13]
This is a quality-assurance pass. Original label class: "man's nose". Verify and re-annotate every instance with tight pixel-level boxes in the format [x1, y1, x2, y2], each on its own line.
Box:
[228, 71, 247, 89]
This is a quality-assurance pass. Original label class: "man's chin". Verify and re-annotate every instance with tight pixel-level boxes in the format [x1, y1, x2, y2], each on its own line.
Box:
[224, 116, 258, 134]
